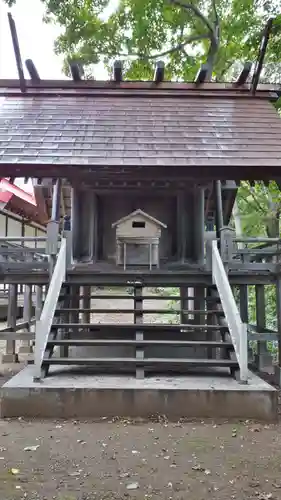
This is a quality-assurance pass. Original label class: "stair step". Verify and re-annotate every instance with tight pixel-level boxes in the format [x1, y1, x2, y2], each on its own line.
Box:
[55, 308, 223, 315]
[51, 323, 228, 331]
[47, 339, 233, 347]
[58, 295, 221, 301]
[43, 357, 238, 367]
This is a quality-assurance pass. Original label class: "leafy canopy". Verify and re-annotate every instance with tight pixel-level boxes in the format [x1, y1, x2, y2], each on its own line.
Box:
[4, 0, 281, 81]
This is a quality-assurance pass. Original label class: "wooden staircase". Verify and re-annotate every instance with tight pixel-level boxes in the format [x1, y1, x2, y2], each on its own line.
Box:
[39, 286, 239, 379]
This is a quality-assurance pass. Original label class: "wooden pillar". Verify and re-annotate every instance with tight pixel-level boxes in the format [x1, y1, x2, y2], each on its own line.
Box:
[256, 285, 271, 371]
[180, 287, 189, 325]
[70, 285, 80, 326]
[3, 284, 18, 362]
[276, 278, 281, 384]
[71, 186, 80, 261]
[193, 187, 205, 265]
[134, 284, 144, 379]
[177, 192, 186, 262]
[35, 285, 43, 321]
[19, 284, 33, 354]
[239, 285, 252, 362]
[215, 181, 223, 249]
[60, 285, 71, 358]
[82, 286, 91, 324]
[194, 286, 205, 326]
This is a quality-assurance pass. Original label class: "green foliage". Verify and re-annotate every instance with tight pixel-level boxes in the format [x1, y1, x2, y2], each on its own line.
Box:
[4, 0, 281, 81]
[236, 181, 280, 348]
[236, 181, 281, 237]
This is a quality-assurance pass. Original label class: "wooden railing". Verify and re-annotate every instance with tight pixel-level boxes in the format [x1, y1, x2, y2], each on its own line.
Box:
[33, 238, 66, 381]
[212, 240, 248, 383]
[0, 236, 49, 272]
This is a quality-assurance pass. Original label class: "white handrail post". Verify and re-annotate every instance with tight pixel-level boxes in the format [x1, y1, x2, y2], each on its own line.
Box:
[33, 238, 66, 381]
[239, 323, 248, 383]
[211, 239, 248, 384]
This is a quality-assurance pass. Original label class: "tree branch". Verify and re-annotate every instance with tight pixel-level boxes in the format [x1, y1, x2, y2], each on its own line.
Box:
[170, 0, 215, 34]
[118, 33, 211, 61]
[170, 0, 220, 80]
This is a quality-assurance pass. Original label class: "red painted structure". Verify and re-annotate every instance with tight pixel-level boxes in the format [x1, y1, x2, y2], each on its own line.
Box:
[0, 178, 45, 226]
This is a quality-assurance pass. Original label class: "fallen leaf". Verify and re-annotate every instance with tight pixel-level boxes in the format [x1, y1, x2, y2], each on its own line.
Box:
[120, 472, 130, 478]
[23, 445, 40, 452]
[126, 482, 139, 490]
[192, 465, 205, 472]
[10, 468, 20, 475]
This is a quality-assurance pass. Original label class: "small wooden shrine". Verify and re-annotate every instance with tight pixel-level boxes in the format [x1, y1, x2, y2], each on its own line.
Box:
[112, 209, 167, 269]
[0, 12, 281, 408]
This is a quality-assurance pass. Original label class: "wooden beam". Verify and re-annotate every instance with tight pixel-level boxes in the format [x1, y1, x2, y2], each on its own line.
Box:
[154, 61, 165, 83]
[251, 18, 274, 95]
[7, 12, 26, 93]
[235, 61, 252, 86]
[113, 60, 122, 83]
[194, 63, 210, 85]
[25, 59, 40, 82]
[69, 62, 83, 81]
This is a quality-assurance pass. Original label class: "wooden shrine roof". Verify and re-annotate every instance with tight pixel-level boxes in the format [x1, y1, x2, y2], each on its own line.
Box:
[0, 81, 281, 175]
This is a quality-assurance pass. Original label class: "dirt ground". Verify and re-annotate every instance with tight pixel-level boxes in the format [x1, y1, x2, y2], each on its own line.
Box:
[0, 417, 280, 500]
[0, 291, 280, 499]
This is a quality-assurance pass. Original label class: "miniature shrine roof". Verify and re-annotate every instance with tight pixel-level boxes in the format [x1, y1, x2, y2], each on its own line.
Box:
[0, 80, 281, 177]
[112, 209, 167, 228]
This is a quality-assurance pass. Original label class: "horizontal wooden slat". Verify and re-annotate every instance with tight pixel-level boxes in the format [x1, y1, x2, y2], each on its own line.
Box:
[47, 339, 233, 347]
[58, 294, 220, 301]
[51, 323, 228, 331]
[0, 332, 35, 340]
[0, 319, 35, 333]
[55, 308, 222, 315]
[44, 357, 238, 366]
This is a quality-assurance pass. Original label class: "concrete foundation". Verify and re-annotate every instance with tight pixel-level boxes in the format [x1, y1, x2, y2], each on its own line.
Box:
[0, 365, 277, 421]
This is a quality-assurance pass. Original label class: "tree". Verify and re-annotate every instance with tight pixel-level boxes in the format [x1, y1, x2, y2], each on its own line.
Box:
[4, 0, 281, 82]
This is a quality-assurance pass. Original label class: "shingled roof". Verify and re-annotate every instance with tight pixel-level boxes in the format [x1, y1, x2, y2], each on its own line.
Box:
[0, 82, 281, 169]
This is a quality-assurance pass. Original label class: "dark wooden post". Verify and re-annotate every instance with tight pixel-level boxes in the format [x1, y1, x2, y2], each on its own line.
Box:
[19, 284, 33, 354]
[177, 192, 186, 262]
[69, 285, 80, 326]
[134, 284, 144, 379]
[35, 285, 43, 321]
[275, 277, 281, 385]
[82, 286, 91, 324]
[3, 284, 18, 363]
[193, 187, 205, 266]
[255, 285, 271, 371]
[215, 180, 223, 250]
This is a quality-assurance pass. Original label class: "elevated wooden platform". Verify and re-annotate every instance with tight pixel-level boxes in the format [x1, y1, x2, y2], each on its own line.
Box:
[0, 267, 278, 285]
